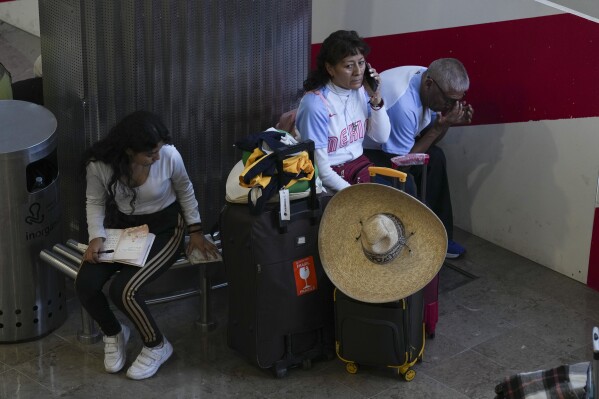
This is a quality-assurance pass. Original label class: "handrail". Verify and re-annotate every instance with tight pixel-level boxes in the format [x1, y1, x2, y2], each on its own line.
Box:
[39, 249, 79, 280]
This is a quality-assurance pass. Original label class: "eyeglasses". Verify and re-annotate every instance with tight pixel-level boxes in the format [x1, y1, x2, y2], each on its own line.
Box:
[428, 77, 464, 107]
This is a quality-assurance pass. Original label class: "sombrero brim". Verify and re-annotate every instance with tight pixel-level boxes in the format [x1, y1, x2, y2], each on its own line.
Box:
[318, 183, 447, 303]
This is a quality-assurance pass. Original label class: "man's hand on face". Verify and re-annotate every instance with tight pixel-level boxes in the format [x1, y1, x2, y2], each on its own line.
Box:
[438, 101, 474, 127]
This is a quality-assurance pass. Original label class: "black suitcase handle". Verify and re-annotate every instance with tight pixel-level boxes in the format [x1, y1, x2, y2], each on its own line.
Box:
[273, 139, 319, 231]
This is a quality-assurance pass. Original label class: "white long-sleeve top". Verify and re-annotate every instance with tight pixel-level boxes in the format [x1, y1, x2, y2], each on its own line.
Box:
[85, 144, 201, 241]
[296, 83, 390, 193]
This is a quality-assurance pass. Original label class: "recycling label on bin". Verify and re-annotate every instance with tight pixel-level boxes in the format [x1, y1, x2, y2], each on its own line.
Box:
[24, 187, 60, 242]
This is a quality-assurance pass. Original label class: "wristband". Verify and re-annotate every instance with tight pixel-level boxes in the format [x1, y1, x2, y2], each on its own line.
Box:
[369, 98, 384, 110]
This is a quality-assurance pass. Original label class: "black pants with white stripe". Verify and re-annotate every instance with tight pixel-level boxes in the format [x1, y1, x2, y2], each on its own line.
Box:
[75, 201, 185, 347]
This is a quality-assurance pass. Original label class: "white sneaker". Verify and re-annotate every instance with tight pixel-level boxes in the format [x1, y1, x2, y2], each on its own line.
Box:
[126, 337, 173, 380]
[103, 324, 130, 373]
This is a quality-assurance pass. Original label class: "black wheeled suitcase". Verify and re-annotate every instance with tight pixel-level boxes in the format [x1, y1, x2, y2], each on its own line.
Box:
[221, 140, 335, 378]
[327, 167, 445, 381]
[335, 288, 424, 380]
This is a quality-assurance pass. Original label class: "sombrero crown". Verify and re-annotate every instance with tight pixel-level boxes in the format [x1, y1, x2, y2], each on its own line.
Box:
[318, 183, 447, 303]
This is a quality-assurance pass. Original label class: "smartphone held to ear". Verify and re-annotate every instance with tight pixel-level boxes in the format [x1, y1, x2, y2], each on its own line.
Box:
[363, 64, 378, 92]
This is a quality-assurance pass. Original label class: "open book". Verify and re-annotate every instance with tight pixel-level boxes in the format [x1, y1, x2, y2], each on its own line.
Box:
[99, 224, 156, 267]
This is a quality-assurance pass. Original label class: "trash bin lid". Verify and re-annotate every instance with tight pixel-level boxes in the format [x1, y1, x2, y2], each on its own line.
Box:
[0, 100, 57, 155]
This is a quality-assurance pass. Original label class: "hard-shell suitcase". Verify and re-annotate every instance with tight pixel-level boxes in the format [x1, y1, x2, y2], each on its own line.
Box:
[391, 154, 440, 338]
[335, 288, 424, 381]
[333, 167, 426, 380]
[221, 140, 335, 378]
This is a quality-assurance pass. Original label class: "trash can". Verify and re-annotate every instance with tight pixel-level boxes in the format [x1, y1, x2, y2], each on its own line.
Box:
[0, 100, 66, 343]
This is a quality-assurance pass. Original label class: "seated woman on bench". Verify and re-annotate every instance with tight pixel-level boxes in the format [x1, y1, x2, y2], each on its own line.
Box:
[75, 111, 219, 380]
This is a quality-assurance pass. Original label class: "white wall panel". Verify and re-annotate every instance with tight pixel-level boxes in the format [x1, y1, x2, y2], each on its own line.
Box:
[442, 119, 599, 282]
[312, 0, 561, 42]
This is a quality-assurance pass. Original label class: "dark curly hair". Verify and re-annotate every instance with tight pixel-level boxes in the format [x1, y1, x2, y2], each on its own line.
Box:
[303, 30, 370, 92]
[83, 111, 172, 222]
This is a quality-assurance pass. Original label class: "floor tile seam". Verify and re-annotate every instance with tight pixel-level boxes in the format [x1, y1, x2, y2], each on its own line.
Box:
[445, 281, 551, 315]
[221, 384, 269, 399]
[51, 331, 86, 347]
[417, 359, 498, 399]
[0, 36, 12, 47]
[10, 338, 88, 371]
[261, 374, 343, 399]
[261, 365, 367, 397]
[444, 259, 480, 276]
[556, 305, 599, 325]
[326, 379, 372, 399]
[469, 344, 524, 374]
[0, 342, 71, 369]
[521, 283, 594, 303]
[443, 260, 481, 278]
[467, 325, 555, 358]
[457, 331, 516, 352]
[417, 347, 474, 373]
[389, 370, 471, 399]
[50, 331, 76, 346]
[468, 306, 520, 330]
[566, 342, 591, 357]
[363, 384, 411, 399]
[81, 345, 104, 361]
[515, 322, 590, 351]
[7, 367, 57, 395]
[444, 301, 520, 334]
[444, 263, 504, 283]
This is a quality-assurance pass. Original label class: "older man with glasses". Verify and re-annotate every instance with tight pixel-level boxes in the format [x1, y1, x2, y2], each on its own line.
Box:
[364, 58, 473, 259]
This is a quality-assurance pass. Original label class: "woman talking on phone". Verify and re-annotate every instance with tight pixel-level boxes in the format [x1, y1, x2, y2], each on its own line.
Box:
[295, 30, 390, 193]
[75, 111, 219, 380]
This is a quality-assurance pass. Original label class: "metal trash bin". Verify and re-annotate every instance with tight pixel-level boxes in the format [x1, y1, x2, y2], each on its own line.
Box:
[0, 100, 66, 342]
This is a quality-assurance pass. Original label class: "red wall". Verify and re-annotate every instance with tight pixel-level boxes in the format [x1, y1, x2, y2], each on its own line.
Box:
[311, 14, 599, 126]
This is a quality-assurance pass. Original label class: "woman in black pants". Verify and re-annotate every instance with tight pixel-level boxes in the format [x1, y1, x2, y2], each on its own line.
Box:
[75, 111, 219, 380]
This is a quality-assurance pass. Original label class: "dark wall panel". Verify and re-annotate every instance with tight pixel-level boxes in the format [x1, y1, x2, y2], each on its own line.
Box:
[39, 0, 311, 240]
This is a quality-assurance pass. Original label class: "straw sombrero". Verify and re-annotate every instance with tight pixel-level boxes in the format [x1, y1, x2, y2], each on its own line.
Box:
[318, 183, 447, 303]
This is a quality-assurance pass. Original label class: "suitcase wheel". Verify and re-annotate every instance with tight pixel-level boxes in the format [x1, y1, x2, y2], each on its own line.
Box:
[399, 368, 416, 382]
[272, 366, 288, 378]
[345, 362, 359, 374]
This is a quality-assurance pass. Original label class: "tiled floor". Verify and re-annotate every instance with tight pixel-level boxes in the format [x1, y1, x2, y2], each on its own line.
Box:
[2, 23, 599, 399]
[1, 228, 598, 399]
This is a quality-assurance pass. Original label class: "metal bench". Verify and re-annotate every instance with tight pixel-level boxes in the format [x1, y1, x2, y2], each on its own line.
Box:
[39, 236, 223, 344]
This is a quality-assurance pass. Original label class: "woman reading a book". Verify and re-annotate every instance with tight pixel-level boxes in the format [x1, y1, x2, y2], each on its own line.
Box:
[75, 110, 219, 380]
